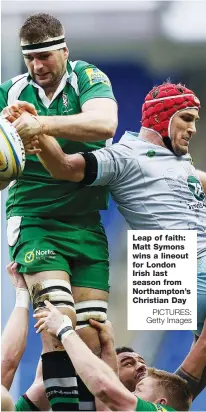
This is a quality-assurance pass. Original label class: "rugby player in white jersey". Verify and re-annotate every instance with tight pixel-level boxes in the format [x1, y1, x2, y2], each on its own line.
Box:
[29, 81, 206, 337]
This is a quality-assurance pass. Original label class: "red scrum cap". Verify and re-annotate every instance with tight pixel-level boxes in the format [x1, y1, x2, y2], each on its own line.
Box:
[141, 82, 200, 139]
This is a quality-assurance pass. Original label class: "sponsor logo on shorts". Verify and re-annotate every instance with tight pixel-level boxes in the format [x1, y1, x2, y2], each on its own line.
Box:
[24, 249, 56, 263]
[187, 175, 205, 201]
[24, 250, 35, 263]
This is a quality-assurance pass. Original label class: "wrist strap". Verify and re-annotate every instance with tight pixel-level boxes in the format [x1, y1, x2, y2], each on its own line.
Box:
[56, 315, 74, 342]
[15, 288, 30, 310]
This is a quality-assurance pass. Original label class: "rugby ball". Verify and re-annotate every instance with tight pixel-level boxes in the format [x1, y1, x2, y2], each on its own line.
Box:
[0, 117, 25, 183]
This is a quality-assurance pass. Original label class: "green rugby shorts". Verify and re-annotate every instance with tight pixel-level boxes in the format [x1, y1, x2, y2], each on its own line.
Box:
[7, 215, 109, 291]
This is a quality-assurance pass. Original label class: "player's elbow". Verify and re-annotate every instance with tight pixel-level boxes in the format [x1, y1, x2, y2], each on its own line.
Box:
[95, 381, 120, 410]
[95, 381, 111, 403]
[102, 116, 117, 140]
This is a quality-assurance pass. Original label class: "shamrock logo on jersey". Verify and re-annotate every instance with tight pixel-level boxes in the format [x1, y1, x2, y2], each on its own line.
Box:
[187, 176, 205, 201]
[62, 92, 70, 114]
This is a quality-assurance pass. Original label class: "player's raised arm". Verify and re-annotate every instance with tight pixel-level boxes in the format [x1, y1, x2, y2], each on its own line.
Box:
[34, 302, 192, 411]
[34, 301, 137, 411]
[37, 133, 129, 188]
[175, 320, 206, 399]
[13, 94, 118, 143]
[41, 98, 118, 142]
[1, 263, 30, 390]
[36, 134, 86, 182]
[89, 319, 118, 375]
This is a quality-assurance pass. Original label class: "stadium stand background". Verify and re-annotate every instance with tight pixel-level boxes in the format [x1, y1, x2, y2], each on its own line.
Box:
[1, 1, 206, 409]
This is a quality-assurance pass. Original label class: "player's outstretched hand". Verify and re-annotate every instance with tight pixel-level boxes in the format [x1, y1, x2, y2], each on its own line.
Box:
[2, 101, 37, 123]
[34, 300, 67, 336]
[89, 319, 115, 347]
[7, 261, 28, 290]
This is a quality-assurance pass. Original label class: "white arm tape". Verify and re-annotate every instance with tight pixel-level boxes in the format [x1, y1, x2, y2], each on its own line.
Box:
[15, 288, 30, 310]
[56, 315, 74, 342]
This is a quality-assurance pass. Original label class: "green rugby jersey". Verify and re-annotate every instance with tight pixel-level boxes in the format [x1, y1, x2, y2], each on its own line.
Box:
[135, 398, 176, 411]
[0, 60, 116, 218]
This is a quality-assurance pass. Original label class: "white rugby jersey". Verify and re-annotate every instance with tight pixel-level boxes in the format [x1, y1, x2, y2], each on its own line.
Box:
[90, 131, 206, 258]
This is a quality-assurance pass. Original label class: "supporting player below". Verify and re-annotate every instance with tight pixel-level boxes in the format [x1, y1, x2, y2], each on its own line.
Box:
[34, 301, 194, 412]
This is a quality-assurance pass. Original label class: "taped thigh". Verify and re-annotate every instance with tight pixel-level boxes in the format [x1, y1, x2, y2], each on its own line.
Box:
[30, 279, 75, 313]
[75, 300, 108, 330]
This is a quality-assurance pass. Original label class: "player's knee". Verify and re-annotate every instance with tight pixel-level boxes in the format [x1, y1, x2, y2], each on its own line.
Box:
[75, 300, 108, 329]
[30, 279, 76, 326]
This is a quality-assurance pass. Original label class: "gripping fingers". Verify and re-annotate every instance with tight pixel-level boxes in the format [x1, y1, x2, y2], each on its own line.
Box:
[24, 137, 41, 155]
[26, 148, 42, 155]
[36, 323, 46, 334]
[16, 101, 37, 116]
[10, 105, 23, 117]
[4, 105, 23, 122]
[6, 262, 17, 275]
[34, 318, 48, 334]
[1, 109, 17, 123]
[33, 310, 49, 319]
[25, 145, 42, 155]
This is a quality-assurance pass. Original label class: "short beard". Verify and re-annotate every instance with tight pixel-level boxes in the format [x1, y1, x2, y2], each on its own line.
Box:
[172, 144, 188, 156]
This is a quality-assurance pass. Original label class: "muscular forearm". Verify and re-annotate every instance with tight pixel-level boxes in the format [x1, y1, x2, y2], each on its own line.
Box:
[37, 135, 85, 181]
[101, 343, 118, 375]
[1, 308, 29, 389]
[39, 111, 116, 142]
[178, 333, 206, 381]
[95, 343, 118, 412]
[63, 332, 135, 410]
[63, 332, 119, 395]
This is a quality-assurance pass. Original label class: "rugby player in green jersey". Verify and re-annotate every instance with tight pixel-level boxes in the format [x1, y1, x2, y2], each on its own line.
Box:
[34, 301, 193, 412]
[2, 264, 206, 411]
[0, 12, 117, 411]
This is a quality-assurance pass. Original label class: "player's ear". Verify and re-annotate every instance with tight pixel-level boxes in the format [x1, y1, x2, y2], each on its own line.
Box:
[156, 397, 167, 405]
[63, 47, 69, 60]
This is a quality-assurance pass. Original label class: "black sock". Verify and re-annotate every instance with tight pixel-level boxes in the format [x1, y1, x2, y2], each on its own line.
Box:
[42, 351, 79, 411]
[77, 376, 96, 411]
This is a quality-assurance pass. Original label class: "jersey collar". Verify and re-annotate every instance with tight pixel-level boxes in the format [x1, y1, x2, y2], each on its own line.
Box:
[27, 60, 72, 108]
